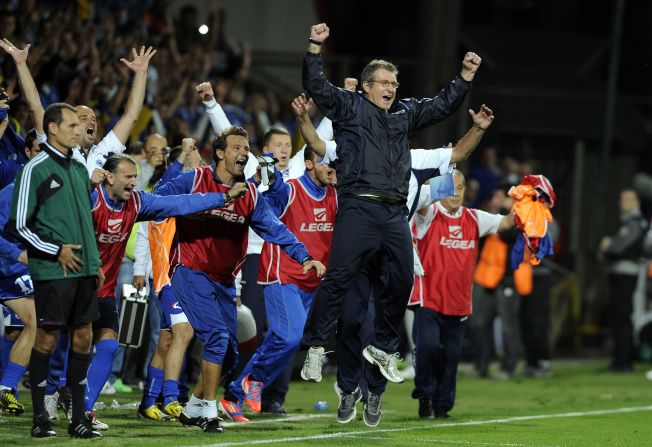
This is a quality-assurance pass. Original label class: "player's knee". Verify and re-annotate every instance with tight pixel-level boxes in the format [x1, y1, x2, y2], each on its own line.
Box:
[72, 330, 93, 353]
[172, 323, 194, 344]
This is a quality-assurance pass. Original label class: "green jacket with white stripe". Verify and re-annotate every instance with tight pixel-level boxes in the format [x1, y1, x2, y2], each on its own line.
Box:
[9, 142, 100, 281]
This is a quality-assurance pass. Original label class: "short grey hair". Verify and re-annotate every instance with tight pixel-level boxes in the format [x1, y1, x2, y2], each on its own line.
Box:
[361, 59, 399, 85]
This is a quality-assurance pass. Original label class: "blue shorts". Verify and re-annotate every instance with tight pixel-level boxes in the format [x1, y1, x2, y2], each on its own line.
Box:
[171, 266, 237, 366]
[156, 284, 189, 330]
[0, 273, 34, 302]
[2, 304, 24, 327]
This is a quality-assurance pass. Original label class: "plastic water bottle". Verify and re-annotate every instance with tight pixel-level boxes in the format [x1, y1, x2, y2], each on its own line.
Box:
[93, 401, 106, 411]
[314, 401, 329, 411]
[111, 399, 139, 409]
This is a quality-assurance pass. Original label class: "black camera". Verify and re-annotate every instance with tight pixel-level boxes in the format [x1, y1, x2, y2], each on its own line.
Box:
[0, 88, 9, 101]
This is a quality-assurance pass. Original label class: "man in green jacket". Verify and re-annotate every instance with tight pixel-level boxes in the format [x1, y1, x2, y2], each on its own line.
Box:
[9, 102, 102, 439]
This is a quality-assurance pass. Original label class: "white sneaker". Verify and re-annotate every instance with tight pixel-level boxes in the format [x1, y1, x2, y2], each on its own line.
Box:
[44, 392, 59, 421]
[100, 381, 116, 395]
[89, 411, 109, 430]
[362, 345, 404, 384]
[301, 347, 326, 382]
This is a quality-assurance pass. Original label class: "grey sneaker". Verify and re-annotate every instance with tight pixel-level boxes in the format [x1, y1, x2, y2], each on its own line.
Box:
[337, 387, 362, 424]
[44, 392, 59, 421]
[362, 345, 404, 384]
[363, 392, 382, 427]
[301, 347, 326, 382]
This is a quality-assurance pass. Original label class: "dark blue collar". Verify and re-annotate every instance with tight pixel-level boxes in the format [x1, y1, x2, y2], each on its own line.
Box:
[299, 173, 326, 198]
[100, 183, 125, 211]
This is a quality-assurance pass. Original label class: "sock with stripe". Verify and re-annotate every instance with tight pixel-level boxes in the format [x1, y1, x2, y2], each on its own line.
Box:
[0, 361, 27, 393]
[68, 351, 91, 422]
[29, 349, 51, 418]
[162, 379, 180, 406]
[84, 339, 118, 413]
[141, 365, 164, 409]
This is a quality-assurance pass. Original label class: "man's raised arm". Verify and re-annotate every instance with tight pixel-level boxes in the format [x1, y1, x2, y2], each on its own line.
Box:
[408, 52, 482, 133]
[450, 104, 495, 163]
[111, 46, 157, 144]
[0, 39, 45, 134]
[302, 24, 354, 122]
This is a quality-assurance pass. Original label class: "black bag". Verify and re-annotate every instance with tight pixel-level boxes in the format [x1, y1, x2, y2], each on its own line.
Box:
[118, 285, 149, 348]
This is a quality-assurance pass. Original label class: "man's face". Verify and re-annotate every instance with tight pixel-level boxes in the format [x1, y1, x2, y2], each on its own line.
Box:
[217, 135, 250, 178]
[265, 133, 292, 170]
[312, 162, 335, 187]
[76, 106, 98, 148]
[619, 190, 639, 214]
[363, 68, 398, 111]
[144, 135, 168, 167]
[25, 139, 41, 160]
[107, 161, 138, 202]
[441, 174, 466, 212]
[52, 109, 82, 150]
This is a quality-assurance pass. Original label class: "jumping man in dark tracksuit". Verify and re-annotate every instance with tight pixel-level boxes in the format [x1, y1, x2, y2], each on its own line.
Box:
[300, 22, 481, 424]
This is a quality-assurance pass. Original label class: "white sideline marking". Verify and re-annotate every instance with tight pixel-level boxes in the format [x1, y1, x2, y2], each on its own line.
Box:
[186, 405, 652, 447]
[222, 413, 332, 427]
[342, 436, 560, 447]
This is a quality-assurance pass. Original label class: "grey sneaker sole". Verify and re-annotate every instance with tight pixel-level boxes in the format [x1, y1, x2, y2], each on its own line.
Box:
[336, 392, 362, 424]
[363, 411, 382, 427]
[300, 367, 322, 383]
[362, 348, 404, 384]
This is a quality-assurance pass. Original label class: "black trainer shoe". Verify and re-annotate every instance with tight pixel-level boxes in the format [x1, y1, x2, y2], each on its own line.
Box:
[262, 401, 287, 415]
[199, 417, 224, 433]
[337, 387, 362, 424]
[418, 398, 434, 418]
[363, 392, 382, 427]
[434, 411, 450, 419]
[179, 408, 203, 427]
[31, 413, 57, 438]
[68, 414, 103, 439]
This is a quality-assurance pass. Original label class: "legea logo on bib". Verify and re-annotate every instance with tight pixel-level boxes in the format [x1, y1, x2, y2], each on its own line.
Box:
[108, 218, 123, 234]
[448, 226, 463, 239]
[314, 208, 327, 222]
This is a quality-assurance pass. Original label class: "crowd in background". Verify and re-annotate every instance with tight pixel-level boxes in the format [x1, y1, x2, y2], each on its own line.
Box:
[1, 0, 651, 396]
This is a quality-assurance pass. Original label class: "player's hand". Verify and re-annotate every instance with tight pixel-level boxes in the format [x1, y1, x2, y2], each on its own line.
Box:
[132, 275, 146, 291]
[58, 244, 83, 277]
[310, 23, 330, 43]
[18, 250, 28, 265]
[461, 51, 481, 81]
[303, 259, 326, 277]
[120, 46, 156, 74]
[291, 93, 314, 118]
[90, 168, 106, 186]
[196, 82, 215, 102]
[97, 267, 105, 290]
[0, 38, 30, 65]
[226, 182, 247, 202]
[343, 78, 358, 91]
[469, 104, 494, 130]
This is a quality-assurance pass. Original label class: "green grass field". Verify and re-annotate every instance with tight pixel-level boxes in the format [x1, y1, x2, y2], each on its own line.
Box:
[2, 360, 652, 446]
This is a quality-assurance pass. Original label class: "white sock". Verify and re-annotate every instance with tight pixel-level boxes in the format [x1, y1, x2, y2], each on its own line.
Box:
[185, 395, 204, 417]
[203, 400, 218, 419]
[188, 394, 203, 406]
[0, 385, 11, 391]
